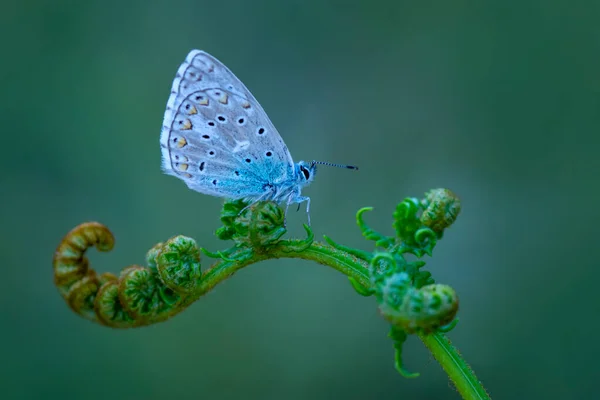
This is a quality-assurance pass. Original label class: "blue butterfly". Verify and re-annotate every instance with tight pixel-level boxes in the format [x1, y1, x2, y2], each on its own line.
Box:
[160, 50, 357, 224]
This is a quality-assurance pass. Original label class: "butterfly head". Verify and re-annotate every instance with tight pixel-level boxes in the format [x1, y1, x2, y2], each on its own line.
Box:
[294, 160, 359, 188]
[295, 161, 317, 187]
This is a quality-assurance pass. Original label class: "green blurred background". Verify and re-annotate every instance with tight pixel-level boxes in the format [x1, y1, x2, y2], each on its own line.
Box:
[1, 1, 598, 399]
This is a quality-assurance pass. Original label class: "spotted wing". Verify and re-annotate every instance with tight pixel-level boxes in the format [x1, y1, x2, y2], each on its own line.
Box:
[160, 50, 295, 199]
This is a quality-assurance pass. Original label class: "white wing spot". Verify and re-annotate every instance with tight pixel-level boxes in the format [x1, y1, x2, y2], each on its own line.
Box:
[232, 140, 250, 153]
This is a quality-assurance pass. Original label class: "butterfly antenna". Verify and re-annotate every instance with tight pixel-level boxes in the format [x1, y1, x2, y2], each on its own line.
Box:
[312, 161, 359, 171]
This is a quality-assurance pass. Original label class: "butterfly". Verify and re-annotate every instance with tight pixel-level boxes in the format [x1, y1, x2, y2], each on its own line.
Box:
[160, 50, 357, 225]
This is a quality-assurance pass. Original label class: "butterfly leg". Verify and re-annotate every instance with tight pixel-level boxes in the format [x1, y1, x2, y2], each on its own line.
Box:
[284, 192, 303, 227]
[294, 196, 311, 226]
[284, 197, 292, 227]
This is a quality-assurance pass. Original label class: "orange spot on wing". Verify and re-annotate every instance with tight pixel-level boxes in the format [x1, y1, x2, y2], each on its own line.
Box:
[176, 137, 187, 148]
[181, 119, 192, 130]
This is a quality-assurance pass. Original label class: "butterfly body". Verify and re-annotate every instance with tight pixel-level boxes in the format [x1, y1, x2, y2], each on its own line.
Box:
[160, 50, 353, 223]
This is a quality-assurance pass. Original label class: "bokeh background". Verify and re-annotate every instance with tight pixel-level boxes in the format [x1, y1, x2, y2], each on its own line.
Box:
[1, 1, 598, 399]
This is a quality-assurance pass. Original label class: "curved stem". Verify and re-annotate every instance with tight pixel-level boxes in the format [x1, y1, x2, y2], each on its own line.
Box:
[174, 242, 372, 310]
[53, 222, 489, 400]
[193, 242, 490, 400]
[200, 242, 371, 293]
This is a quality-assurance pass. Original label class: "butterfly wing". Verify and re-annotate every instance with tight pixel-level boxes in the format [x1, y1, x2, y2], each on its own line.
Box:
[160, 50, 295, 199]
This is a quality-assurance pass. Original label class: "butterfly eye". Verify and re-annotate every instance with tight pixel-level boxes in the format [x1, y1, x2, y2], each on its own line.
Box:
[217, 115, 227, 123]
[237, 117, 245, 125]
[201, 134, 210, 140]
[208, 150, 216, 157]
[300, 166, 310, 180]
[199, 161, 206, 172]
[257, 127, 265, 135]
[265, 151, 272, 157]
[207, 121, 215, 127]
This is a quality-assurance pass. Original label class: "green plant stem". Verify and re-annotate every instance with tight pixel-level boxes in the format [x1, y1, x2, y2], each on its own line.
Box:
[200, 243, 371, 293]
[53, 220, 489, 399]
[418, 332, 491, 400]
[189, 241, 488, 400]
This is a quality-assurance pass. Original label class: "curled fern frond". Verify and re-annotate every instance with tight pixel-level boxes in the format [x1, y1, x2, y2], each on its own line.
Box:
[155, 236, 203, 293]
[215, 199, 246, 241]
[145, 242, 163, 270]
[389, 326, 420, 378]
[53, 222, 203, 328]
[275, 224, 314, 253]
[370, 252, 400, 283]
[49, 189, 485, 400]
[66, 272, 102, 322]
[119, 266, 171, 321]
[377, 272, 459, 334]
[356, 207, 395, 248]
[420, 188, 461, 235]
[53, 222, 115, 323]
[95, 279, 137, 328]
[393, 198, 422, 243]
[216, 200, 287, 249]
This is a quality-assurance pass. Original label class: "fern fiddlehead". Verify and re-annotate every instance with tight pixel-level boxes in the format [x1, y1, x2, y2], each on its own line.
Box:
[52, 189, 489, 400]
